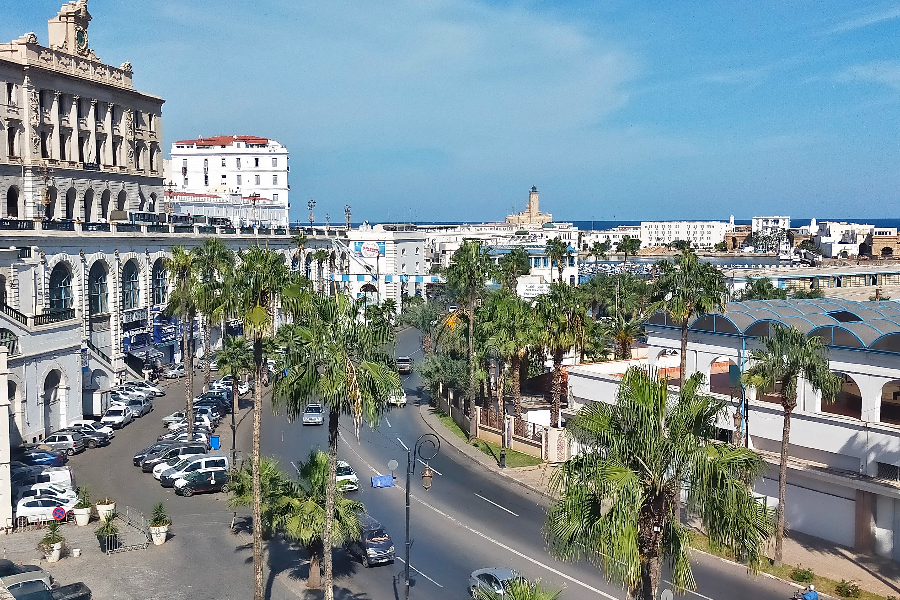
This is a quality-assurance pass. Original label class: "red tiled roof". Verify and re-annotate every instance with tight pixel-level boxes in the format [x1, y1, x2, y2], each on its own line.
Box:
[173, 135, 270, 147]
[171, 192, 222, 199]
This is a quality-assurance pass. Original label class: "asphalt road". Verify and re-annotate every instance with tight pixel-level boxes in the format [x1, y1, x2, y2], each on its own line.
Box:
[260, 327, 800, 600]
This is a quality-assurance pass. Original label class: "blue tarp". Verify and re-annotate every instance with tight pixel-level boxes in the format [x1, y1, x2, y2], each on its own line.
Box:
[371, 474, 394, 488]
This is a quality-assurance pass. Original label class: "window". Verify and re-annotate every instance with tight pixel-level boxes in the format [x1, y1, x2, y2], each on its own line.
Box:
[272, 193, 277, 202]
[272, 175, 278, 185]
[5, 82, 12, 105]
[152, 262, 167, 305]
[49, 264, 73, 311]
[88, 263, 108, 315]
[7, 127, 16, 157]
[236, 157, 241, 170]
[121, 260, 140, 310]
[254, 175, 260, 185]
[204, 174, 209, 186]
[236, 175, 242, 186]
[148, 113, 154, 131]
[254, 157, 259, 167]
[203, 159, 208, 172]
[401, 248, 406, 256]
[272, 157, 277, 167]
[221, 158, 226, 167]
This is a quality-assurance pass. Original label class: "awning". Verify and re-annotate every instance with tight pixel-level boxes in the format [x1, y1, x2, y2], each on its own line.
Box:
[127, 345, 164, 360]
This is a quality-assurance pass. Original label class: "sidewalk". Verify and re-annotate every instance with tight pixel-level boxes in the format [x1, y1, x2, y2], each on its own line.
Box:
[418, 403, 900, 598]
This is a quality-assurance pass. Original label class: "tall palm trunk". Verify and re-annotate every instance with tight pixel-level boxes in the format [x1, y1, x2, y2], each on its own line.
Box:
[467, 302, 475, 419]
[252, 342, 264, 600]
[204, 317, 212, 391]
[550, 350, 563, 428]
[679, 319, 689, 387]
[775, 400, 793, 566]
[307, 540, 323, 589]
[511, 354, 522, 419]
[184, 310, 194, 438]
[323, 409, 339, 600]
[230, 378, 240, 465]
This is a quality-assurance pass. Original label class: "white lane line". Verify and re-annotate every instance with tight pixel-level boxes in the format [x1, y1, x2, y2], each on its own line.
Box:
[397, 437, 410, 451]
[384, 417, 392, 428]
[474, 493, 518, 517]
[394, 557, 443, 588]
[410, 494, 620, 599]
[341, 437, 383, 476]
[417, 458, 441, 475]
[662, 581, 714, 600]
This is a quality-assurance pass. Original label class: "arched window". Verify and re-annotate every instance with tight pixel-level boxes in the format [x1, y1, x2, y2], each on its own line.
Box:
[65, 188, 76, 220]
[83, 188, 94, 222]
[49, 263, 73, 311]
[121, 260, 140, 310]
[152, 260, 167, 305]
[116, 190, 127, 212]
[6, 186, 19, 218]
[100, 189, 110, 220]
[148, 193, 157, 213]
[88, 262, 108, 315]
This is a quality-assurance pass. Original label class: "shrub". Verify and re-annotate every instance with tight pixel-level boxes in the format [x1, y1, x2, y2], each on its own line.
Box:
[835, 580, 860, 598]
[149, 502, 171, 528]
[790, 566, 815, 583]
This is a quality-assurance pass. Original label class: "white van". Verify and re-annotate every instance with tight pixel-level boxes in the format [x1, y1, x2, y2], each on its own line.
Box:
[159, 455, 229, 488]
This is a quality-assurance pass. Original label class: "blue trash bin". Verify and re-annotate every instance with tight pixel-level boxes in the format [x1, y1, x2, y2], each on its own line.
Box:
[210, 435, 220, 450]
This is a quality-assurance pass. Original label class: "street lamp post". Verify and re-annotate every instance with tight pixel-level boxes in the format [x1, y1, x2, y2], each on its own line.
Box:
[398, 433, 440, 600]
[307, 198, 316, 229]
[485, 344, 506, 468]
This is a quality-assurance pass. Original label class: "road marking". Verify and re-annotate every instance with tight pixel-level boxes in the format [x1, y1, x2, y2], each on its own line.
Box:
[394, 556, 443, 588]
[474, 493, 518, 517]
[410, 494, 620, 599]
[662, 581, 714, 600]
[384, 417, 391, 428]
[417, 458, 441, 475]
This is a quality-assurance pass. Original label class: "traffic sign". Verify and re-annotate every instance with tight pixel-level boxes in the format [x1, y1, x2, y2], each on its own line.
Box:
[52, 506, 66, 521]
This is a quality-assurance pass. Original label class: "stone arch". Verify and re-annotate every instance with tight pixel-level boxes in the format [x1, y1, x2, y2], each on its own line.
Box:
[5, 185, 19, 218]
[43, 186, 58, 219]
[138, 191, 146, 212]
[100, 189, 111, 220]
[116, 189, 127, 212]
[64, 187, 77, 220]
[42, 368, 67, 436]
[49, 262, 74, 311]
[148, 192, 157, 213]
[83, 188, 95, 222]
[881, 379, 900, 426]
[121, 258, 141, 310]
[705, 354, 741, 396]
[88, 368, 110, 390]
[882, 247, 894, 258]
[824, 372, 863, 420]
[8, 377, 22, 446]
[151, 258, 167, 306]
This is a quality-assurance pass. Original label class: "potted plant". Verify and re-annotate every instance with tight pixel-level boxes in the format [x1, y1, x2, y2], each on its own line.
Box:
[38, 521, 65, 562]
[73, 487, 92, 526]
[148, 502, 171, 546]
[96, 496, 115, 520]
[94, 513, 119, 553]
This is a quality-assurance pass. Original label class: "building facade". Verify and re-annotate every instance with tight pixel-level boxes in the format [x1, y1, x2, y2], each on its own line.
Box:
[506, 186, 552, 225]
[0, 0, 164, 224]
[640, 220, 729, 248]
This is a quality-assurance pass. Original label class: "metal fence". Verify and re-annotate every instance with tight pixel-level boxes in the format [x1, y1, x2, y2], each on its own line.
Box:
[103, 506, 150, 555]
[513, 418, 542, 441]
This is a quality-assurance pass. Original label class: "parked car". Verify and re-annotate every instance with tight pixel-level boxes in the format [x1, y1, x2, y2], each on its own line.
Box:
[396, 356, 412, 374]
[210, 376, 233, 391]
[159, 454, 229, 487]
[303, 404, 324, 425]
[11, 467, 75, 490]
[121, 380, 165, 397]
[336, 461, 359, 491]
[388, 390, 408, 407]
[141, 443, 207, 473]
[14, 483, 77, 505]
[469, 567, 523, 598]
[164, 431, 210, 445]
[346, 514, 394, 568]
[13, 495, 77, 524]
[57, 427, 110, 449]
[133, 441, 176, 467]
[238, 379, 253, 396]
[100, 406, 133, 429]
[12, 449, 66, 468]
[174, 466, 230, 496]
[67, 419, 114, 437]
[197, 390, 231, 411]
[41, 433, 86, 457]
[121, 397, 152, 417]
[166, 417, 213, 433]
[0, 560, 55, 597]
[193, 405, 220, 424]
[51, 582, 92, 600]
[161, 411, 188, 426]
[111, 387, 150, 401]
[164, 364, 185, 379]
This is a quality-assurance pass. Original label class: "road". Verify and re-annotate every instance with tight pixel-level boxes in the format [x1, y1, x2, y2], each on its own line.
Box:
[260, 327, 798, 600]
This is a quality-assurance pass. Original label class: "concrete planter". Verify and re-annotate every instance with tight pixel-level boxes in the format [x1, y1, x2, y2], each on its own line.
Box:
[46, 542, 62, 563]
[96, 502, 115, 521]
[149, 525, 169, 545]
[73, 508, 91, 526]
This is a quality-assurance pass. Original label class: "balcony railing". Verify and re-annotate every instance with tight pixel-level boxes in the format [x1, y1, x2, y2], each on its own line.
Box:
[122, 307, 148, 324]
[41, 220, 75, 231]
[147, 224, 169, 234]
[86, 339, 111, 364]
[115, 223, 140, 233]
[33, 309, 76, 326]
[221, 227, 236, 234]
[0, 219, 34, 231]
[173, 224, 194, 233]
[1, 303, 28, 326]
[83, 222, 110, 232]
[240, 227, 255, 235]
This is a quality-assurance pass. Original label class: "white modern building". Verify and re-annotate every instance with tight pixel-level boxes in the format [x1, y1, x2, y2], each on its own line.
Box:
[580, 226, 642, 251]
[164, 134, 290, 226]
[640, 220, 730, 248]
[752, 216, 791, 234]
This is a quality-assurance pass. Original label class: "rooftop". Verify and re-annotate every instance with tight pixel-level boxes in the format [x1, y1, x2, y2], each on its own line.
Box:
[173, 135, 271, 147]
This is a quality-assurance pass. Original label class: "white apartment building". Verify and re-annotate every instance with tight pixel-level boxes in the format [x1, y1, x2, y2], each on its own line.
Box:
[814, 222, 876, 259]
[581, 226, 641, 251]
[640, 220, 729, 248]
[752, 216, 790, 233]
[165, 135, 290, 226]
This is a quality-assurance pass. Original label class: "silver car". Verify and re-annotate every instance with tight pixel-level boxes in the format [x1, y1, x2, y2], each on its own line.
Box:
[302, 404, 325, 425]
[469, 567, 523, 597]
[42, 432, 86, 456]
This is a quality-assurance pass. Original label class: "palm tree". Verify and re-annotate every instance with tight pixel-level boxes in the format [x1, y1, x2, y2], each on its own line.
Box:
[215, 335, 253, 463]
[291, 232, 308, 271]
[311, 249, 330, 294]
[380, 298, 397, 326]
[194, 238, 235, 390]
[742, 324, 840, 566]
[164, 246, 199, 438]
[535, 283, 585, 427]
[444, 240, 497, 418]
[606, 310, 644, 360]
[651, 248, 727, 387]
[498, 247, 531, 292]
[615, 235, 642, 262]
[230, 246, 290, 600]
[278, 449, 364, 589]
[482, 291, 539, 419]
[544, 237, 571, 283]
[590, 239, 611, 264]
[736, 277, 787, 301]
[546, 368, 772, 600]
[474, 577, 562, 600]
[226, 456, 288, 539]
[273, 293, 398, 600]
[399, 300, 443, 355]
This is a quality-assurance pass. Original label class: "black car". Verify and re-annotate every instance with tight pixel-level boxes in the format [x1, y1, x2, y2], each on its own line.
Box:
[346, 514, 395, 567]
[174, 468, 230, 496]
[141, 443, 208, 473]
[133, 441, 176, 467]
[197, 390, 231, 412]
[57, 427, 110, 449]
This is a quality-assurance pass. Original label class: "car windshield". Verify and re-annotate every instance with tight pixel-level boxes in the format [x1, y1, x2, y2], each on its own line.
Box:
[365, 528, 389, 542]
[337, 466, 354, 476]
[106, 410, 123, 416]
[305, 405, 322, 414]
[169, 458, 190, 470]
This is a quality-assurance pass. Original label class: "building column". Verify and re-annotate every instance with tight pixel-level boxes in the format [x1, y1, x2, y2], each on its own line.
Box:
[69, 95, 79, 163]
[88, 99, 97, 164]
[104, 103, 114, 166]
[50, 91, 61, 161]
[856, 490, 875, 554]
[0, 347, 10, 530]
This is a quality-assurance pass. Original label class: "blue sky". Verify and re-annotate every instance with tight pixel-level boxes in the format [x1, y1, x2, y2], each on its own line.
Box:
[4, 1, 900, 223]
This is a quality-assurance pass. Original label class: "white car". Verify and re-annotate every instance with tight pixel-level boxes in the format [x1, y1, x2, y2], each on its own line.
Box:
[164, 364, 185, 379]
[303, 404, 325, 425]
[167, 431, 209, 445]
[14, 495, 77, 524]
[122, 380, 165, 397]
[161, 411, 187, 426]
[14, 483, 77, 505]
[336, 461, 359, 491]
[238, 380, 253, 396]
[100, 406, 134, 429]
[112, 387, 150, 401]
[168, 414, 212, 431]
[388, 390, 408, 407]
[68, 419, 114, 437]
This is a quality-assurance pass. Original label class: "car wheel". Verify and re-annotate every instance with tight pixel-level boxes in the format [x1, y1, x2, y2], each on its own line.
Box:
[88, 440, 97, 449]
[66, 448, 74, 456]
[470, 587, 477, 598]
[362, 554, 369, 568]
[181, 487, 193, 497]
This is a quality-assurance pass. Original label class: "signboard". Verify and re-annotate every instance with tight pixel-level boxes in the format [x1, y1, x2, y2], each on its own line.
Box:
[517, 282, 550, 299]
[52, 506, 66, 521]
[353, 241, 385, 258]
[153, 313, 179, 344]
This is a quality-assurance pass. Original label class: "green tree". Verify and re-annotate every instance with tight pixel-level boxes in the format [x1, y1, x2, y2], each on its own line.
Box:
[444, 240, 497, 417]
[615, 235, 642, 262]
[651, 249, 727, 387]
[230, 247, 291, 600]
[274, 293, 398, 600]
[226, 456, 289, 539]
[606, 310, 645, 360]
[791, 287, 824, 299]
[547, 368, 772, 600]
[194, 237, 235, 390]
[742, 324, 840, 566]
[380, 298, 397, 326]
[796, 239, 821, 255]
[474, 577, 562, 600]
[736, 277, 787, 301]
[498, 247, 531, 292]
[590, 239, 612, 264]
[164, 246, 199, 437]
[668, 239, 693, 252]
[214, 335, 253, 463]
[311, 249, 330, 294]
[544, 237, 571, 283]
[278, 450, 364, 589]
[399, 300, 443, 355]
[535, 283, 586, 426]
